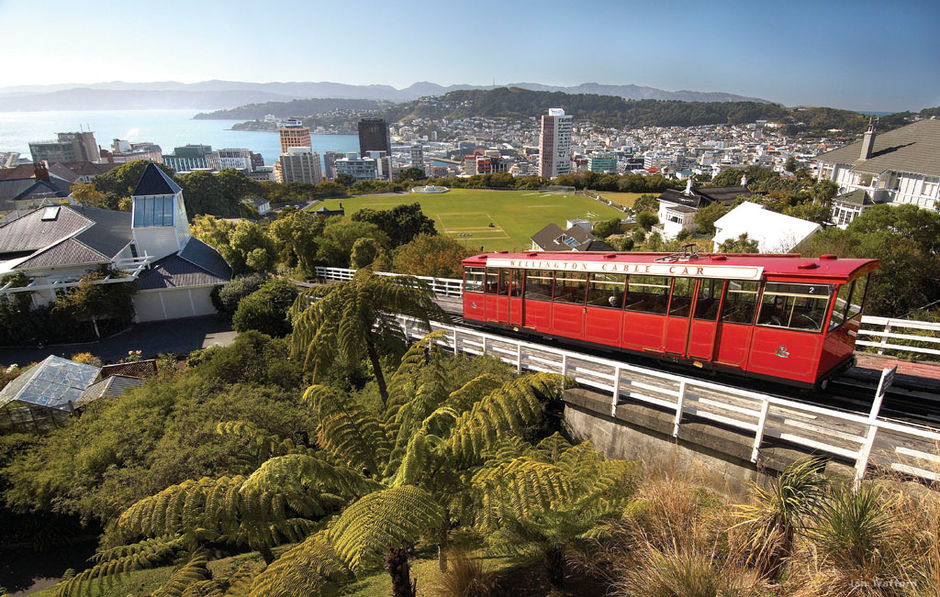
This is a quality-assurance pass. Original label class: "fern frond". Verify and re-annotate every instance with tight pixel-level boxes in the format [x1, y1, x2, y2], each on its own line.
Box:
[180, 580, 225, 597]
[534, 432, 573, 464]
[220, 562, 264, 597]
[444, 373, 505, 413]
[385, 330, 449, 415]
[472, 457, 574, 531]
[328, 485, 445, 572]
[302, 384, 390, 475]
[54, 536, 182, 596]
[152, 549, 210, 597]
[248, 532, 348, 597]
[447, 373, 569, 463]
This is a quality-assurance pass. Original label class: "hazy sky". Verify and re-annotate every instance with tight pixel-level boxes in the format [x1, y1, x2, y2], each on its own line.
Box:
[1, 0, 937, 111]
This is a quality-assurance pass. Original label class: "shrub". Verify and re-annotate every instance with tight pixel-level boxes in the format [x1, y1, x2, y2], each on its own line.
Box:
[212, 273, 266, 320]
[70, 353, 102, 367]
[232, 279, 298, 337]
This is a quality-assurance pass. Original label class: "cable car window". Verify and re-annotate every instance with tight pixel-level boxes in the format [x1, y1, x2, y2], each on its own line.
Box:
[846, 275, 867, 321]
[831, 281, 853, 329]
[669, 278, 695, 317]
[624, 275, 670, 314]
[496, 269, 509, 296]
[484, 268, 499, 294]
[694, 279, 723, 321]
[721, 281, 760, 324]
[510, 269, 523, 297]
[553, 272, 588, 304]
[463, 267, 484, 293]
[586, 273, 626, 308]
[757, 282, 831, 332]
[524, 269, 553, 301]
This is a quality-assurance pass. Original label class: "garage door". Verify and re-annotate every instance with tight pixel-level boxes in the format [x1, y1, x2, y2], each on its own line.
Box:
[134, 288, 219, 322]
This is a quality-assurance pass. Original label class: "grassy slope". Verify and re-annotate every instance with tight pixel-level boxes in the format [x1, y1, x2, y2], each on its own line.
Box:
[315, 189, 624, 252]
[598, 191, 644, 208]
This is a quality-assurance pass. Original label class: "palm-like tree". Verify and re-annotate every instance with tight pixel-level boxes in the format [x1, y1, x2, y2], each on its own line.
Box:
[290, 269, 448, 405]
[734, 457, 828, 580]
[62, 333, 571, 597]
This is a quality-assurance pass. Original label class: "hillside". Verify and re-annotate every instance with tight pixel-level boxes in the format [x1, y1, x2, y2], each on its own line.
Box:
[193, 97, 391, 120]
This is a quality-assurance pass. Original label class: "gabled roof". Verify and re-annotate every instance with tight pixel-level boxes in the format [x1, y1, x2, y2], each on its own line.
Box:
[833, 189, 874, 207]
[0, 205, 90, 255]
[137, 239, 231, 291]
[657, 185, 750, 209]
[530, 223, 605, 252]
[816, 119, 940, 177]
[76, 375, 141, 408]
[12, 179, 70, 202]
[15, 238, 109, 270]
[71, 205, 133, 258]
[0, 355, 100, 411]
[178, 237, 232, 280]
[132, 163, 182, 196]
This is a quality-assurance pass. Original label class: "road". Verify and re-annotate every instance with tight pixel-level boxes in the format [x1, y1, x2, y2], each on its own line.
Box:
[0, 315, 236, 366]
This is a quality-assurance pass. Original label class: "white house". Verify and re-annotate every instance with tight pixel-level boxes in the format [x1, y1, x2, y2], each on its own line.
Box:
[712, 202, 820, 253]
[655, 179, 751, 240]
[0, 163, 231, 321]
[816, 119, 940, 228]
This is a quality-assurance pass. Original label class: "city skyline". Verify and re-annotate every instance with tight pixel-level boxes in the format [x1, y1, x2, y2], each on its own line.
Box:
[0, 0, 937, 112]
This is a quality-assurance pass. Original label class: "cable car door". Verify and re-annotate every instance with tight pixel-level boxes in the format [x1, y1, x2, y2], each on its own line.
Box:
[663, 277, 695, 355]
[686, 279, 723, 362]
[485, 268, 510, 324]
[508, 269, 524, 327]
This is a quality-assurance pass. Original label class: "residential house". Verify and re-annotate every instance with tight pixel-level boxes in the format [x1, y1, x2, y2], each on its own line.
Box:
[655, 179, 751, 239]
[816, 119, 940, 227]
[530, 223, 615, 252]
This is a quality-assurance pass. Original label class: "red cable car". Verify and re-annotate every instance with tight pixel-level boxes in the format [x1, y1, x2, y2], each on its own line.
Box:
[460, 250, 880, 388]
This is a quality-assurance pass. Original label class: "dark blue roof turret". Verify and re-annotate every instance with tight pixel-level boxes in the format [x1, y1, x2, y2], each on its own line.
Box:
[132, 163, 182, 196]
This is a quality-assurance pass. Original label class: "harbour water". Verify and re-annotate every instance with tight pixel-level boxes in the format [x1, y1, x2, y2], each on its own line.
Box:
[0, 109, 359, 166]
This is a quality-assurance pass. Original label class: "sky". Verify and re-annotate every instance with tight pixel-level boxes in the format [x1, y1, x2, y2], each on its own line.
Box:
[0, 0, 937, 112]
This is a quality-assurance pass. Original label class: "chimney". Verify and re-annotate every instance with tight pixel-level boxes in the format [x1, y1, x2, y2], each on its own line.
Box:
[859, 117, 877, 160]
[33, 160, 50, 181]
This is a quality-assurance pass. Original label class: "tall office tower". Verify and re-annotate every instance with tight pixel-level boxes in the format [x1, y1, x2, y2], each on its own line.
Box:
[358, 118, 391, 156]
[279, 119, 311, 153]
[279, 147, 323, 184]
[29, 131, 100, 163]
[409, 144, 424, 169]
[537, 108, 573, 178]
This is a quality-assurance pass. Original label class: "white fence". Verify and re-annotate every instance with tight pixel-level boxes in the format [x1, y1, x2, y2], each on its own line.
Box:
[315, 267, 940, 361]
[393, 315, 940, 484]
[857, 316, 940, 358]
[314, 267, 462, 297]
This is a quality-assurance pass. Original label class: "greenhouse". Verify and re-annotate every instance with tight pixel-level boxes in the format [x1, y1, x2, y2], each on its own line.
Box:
[0, 355, 100, 432]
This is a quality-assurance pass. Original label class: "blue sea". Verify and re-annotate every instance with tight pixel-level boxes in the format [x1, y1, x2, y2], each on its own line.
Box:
[0, 109, 359, 166]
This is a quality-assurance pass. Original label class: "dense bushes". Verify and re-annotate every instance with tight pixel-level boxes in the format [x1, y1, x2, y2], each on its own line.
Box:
[211, 273, 266, 320]
[231, 278, 298, 337]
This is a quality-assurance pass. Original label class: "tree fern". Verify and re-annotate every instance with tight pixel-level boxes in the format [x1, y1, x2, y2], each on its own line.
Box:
[216, 420, 309, 468]
[54, 535, 183, 596]
[328, 485, 445, 572]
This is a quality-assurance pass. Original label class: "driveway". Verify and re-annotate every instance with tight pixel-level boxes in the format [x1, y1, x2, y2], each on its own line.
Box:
[0, 315, 237, 366]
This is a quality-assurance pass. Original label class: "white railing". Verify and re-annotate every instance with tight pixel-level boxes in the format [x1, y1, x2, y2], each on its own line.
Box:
[393, 315, 940, 484]
[314, 267, 940, 361]
[857, 316, 940, 358]
[314, 266, 462, 297]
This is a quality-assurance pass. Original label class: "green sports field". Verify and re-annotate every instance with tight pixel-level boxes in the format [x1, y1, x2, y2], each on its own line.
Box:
[314, 189, 625, 251]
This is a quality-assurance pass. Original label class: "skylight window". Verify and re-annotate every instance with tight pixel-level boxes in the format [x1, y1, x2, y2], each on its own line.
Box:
[41, 206, 60, 221]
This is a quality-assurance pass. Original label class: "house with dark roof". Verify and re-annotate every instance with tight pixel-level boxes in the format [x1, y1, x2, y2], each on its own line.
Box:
[530, 222, 615, 252]
[655, 178, 751, 239]
[0, 163, 231, 321]
[816, 119, 940, 227]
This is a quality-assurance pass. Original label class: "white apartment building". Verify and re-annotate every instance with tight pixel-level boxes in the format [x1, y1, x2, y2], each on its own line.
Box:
[334, 152, 378, 182]
[816, 119, 940, 227]
[217, 148, 254, 171]
[279, 147, 323, 184]
[537, 108, 572, 178]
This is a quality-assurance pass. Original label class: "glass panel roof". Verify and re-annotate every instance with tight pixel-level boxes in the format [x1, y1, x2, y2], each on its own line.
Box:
[0, 356, 99, 411]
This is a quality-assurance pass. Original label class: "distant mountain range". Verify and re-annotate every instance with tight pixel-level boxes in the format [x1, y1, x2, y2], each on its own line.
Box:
[0, 80, 770, 112]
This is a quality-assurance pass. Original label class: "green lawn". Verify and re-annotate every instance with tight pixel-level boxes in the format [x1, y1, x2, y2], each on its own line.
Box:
[314, 189, 625, 252]
[598, 191, 645, 208]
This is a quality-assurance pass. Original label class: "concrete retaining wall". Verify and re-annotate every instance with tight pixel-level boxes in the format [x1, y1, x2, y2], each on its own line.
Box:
[563, 388, 853, 500]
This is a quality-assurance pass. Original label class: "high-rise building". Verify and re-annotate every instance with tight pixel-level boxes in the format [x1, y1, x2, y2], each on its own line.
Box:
[279, 119, 311, 154]
[587, 153, 618, 174]
[358, 118, 391, 156]
[29, 131, 100, 163]
[279, 147, 323, 184]
[217, 148, 255, 171]
[409, 144, 424, 169]
[322, 151, 343, 180]
[537, 108, 572, 179]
